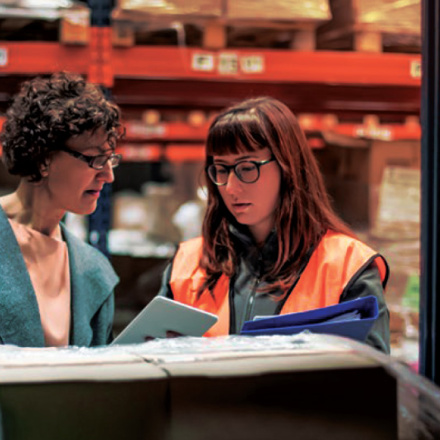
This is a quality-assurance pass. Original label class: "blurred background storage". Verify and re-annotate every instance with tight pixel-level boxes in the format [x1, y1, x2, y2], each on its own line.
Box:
[316, 135, 420, 229]
[0, 0, 422, 366]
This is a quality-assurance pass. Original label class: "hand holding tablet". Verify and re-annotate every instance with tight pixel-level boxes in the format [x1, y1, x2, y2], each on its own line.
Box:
[112, 296, 218, 345]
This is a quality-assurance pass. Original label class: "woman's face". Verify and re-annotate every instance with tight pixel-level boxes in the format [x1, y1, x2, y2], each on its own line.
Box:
[213, 147, 281, 244]
[43, 127, 115, 216]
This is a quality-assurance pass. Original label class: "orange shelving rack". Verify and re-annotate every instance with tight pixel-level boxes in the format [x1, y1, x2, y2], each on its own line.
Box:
[0, 41, 420, 115]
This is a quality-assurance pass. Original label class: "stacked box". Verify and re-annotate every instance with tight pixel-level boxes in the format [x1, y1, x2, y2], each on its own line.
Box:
[116, 0, 222, 17]
[356, 0, 420, 34]
[225, 0, 331, 21]
[59, 7, 90, 45]
[0, 336, 398, 440]
[315, 136, 420, 229]
[318, 0, 420, 52]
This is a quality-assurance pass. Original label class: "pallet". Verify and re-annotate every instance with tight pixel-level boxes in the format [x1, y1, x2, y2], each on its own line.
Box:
[317, 0, 420, 53]
[112, 16, 323, 51]
[0, 16, 58, 41]
[317, 24, 420, 53]
[0, 2, 331, 51]
[0, 7, 90, 45]
[205, 19, 319, 51]
[112, 0, 331, 50]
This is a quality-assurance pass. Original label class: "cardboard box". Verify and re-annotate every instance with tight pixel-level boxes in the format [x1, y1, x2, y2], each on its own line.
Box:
[59, 8, 90, 45]
[328, 0, 420, 35]
[317, 0, 420, 52]
[0, 351, 168, 440]
[315, 134, 420, 229]
[371, 166, 420, 239]
[112, 192, 149, 230]
[164, 351, 397, 440]
[116, 0, 222, 17]
[0, 336, 398, 440]
[225, 0, 331, 21]
[368, 141, 420, 228]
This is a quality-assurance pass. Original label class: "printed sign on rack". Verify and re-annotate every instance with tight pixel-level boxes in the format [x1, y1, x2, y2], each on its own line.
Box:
[218, 52, 239, 75]
[410, 60, 421, 79]
[240, 55, 264, 74]
[192, 51, 265, 75]
[0, 48, 8, 67]
[118, 144, 162, 162]
[192, 53, 215, 72]
[126, 122, 166, 138]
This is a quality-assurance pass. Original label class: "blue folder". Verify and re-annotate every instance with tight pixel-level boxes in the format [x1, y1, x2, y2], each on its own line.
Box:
[240, 295, 379, 342]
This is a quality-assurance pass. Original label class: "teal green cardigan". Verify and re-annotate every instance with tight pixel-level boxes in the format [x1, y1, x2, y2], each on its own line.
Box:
[0, 207, 119, 347]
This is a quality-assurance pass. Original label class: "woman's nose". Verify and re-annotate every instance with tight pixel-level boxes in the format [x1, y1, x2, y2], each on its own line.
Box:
[98, 160, 115, 183]
[224, 170, 242, 194]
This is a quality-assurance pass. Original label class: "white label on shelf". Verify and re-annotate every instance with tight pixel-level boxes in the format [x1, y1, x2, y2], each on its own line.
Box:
[240, 55, 264, 74]
[127, 123, 166, 138]
[218, 53, 239, 75]
[410, 60, 421, 79]
[0, 48, 8, 67]
[355, 126, 392, 141]
[192, 53, 215, 72]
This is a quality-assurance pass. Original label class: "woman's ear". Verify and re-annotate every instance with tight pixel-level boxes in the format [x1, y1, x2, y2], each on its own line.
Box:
[40, 161, 50, 178]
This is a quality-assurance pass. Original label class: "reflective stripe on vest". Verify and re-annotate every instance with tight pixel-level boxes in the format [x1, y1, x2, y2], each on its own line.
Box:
[170, 231, 389, 337]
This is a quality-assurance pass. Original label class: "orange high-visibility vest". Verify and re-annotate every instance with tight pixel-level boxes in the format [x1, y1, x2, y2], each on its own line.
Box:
[170, 230, 389, 337]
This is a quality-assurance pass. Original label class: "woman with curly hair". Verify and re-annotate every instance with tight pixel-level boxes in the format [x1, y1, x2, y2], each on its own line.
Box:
[157, 96, 390, 353]
[0, 72, 123, 347]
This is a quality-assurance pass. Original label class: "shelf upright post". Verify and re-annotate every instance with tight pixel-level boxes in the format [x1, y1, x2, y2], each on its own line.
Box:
[420, 0, 440, 384]
[86, 0, 115, 257]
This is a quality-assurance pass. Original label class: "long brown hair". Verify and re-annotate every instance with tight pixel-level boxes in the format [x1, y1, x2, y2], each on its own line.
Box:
[200, 97, 352, 297]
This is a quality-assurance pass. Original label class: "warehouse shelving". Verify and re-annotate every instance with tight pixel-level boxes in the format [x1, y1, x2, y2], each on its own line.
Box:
[0, 40, 421, 154]
[0, 19, 425, 370]
[0, 110, 422, 162]
[0, 41, 421, 85]
[114, 117, 421, 162]
[0, 41, 421, 116]
[0, 38, 422, 231]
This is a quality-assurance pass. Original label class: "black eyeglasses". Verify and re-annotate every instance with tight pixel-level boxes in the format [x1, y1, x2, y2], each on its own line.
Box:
[59, 146, 122, 170]
[206, 156, 276, 186]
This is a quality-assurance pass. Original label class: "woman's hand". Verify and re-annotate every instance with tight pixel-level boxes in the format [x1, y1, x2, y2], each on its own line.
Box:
[144, 330, 184, 342]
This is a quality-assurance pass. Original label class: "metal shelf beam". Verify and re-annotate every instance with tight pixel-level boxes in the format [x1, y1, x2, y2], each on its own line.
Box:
[0, 42, 421, 86]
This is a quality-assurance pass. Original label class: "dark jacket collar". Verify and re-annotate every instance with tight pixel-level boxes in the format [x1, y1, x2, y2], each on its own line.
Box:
[229, 223, 279, 276]
[228, 223, 315, 279]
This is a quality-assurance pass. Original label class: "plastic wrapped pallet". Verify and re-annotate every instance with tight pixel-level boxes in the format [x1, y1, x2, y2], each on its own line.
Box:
[0, 0, 90, 44]
[318, 0, 420, 52]
[0, 334, 440, 439]
[225, 0, 331, 21]
[371, 166, 420, 241]
[355, 0, 419, 34]
[116, 0, 331, 21]
[224, 0, 331, 50]
[116, 0, 222, 17]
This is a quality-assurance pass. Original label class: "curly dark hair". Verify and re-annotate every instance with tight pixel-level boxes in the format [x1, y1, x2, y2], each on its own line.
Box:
[0, 72, 122, 182]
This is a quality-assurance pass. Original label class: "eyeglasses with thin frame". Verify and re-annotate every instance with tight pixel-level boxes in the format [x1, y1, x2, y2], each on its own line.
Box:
[206, 156, 276, 186]
[59, 146, 122, 170]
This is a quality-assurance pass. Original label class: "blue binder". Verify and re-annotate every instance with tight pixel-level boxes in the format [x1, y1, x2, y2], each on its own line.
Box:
[240, 295, 379, 342]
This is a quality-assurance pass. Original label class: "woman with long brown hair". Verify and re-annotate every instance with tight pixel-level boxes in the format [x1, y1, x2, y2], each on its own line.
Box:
[158, 96, 390, 353]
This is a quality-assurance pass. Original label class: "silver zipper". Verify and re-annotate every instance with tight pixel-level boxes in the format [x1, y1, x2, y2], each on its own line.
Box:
[244, 253, 263, 322]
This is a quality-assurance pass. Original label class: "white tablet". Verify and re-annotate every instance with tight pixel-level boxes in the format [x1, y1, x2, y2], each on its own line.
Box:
[112, 296, 218, 345]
